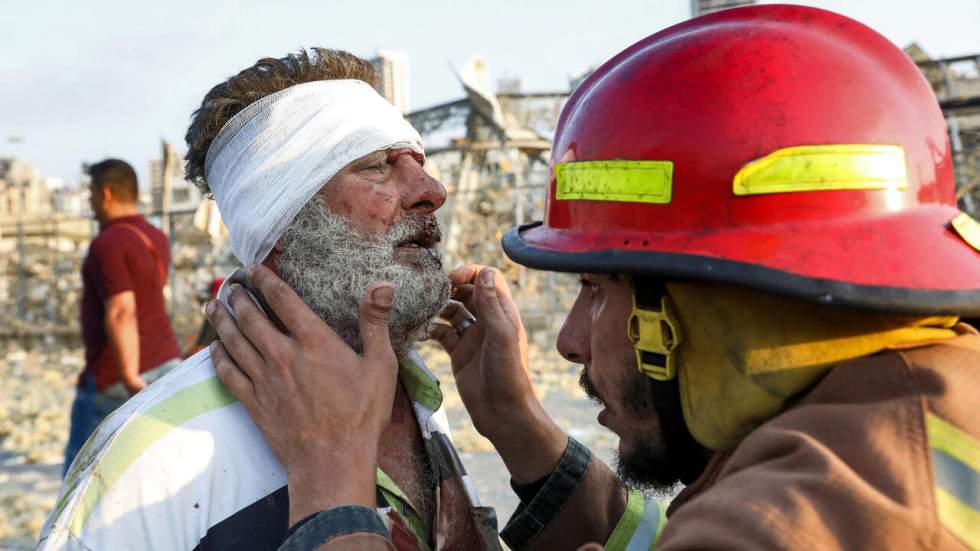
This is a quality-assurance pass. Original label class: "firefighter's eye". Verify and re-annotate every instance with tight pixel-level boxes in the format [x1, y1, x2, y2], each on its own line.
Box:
[579, 278, 600, 295]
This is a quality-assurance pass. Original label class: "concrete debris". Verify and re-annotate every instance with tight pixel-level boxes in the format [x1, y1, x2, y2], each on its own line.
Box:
[0, 345, 77, 549]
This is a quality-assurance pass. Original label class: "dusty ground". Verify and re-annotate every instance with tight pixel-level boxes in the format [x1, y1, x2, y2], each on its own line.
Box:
[0, 347, 78, 550]
[0, 340, 618, 550]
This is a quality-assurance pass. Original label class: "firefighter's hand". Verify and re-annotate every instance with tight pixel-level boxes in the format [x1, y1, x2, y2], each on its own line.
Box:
[206, 264, 398, 525]
[428, 264, 567, 483]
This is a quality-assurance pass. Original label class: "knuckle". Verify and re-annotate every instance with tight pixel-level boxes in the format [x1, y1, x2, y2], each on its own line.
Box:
[210, 308, 230, 332]
[367, 308, 391, 326]
[269, 279, 288, 303]
[251, 265, 269, 286]
[292, 324, 317, 343]
[265, 343, 292, 369]
[481, 289, 498, 304]
[222, 331, 246, 356]
[233, 312, 251, 333]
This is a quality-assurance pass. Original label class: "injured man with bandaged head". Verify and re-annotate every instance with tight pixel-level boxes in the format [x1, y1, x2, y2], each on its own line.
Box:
[39, 48, 502, 551]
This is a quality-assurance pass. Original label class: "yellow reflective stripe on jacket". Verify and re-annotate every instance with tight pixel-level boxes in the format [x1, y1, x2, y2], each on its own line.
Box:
[605, 490, 667, 551]
[61, 355, 446, 542]
[69, 376, 237, 536]
[926, 413, 980, 549]
[555, 160, 673, 204]
[733, 144, 907, 196]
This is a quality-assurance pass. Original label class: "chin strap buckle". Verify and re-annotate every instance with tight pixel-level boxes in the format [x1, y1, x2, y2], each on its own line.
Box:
[628, 293, 682, 381]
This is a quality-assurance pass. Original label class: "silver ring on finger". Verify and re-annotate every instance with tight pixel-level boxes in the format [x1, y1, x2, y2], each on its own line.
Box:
[456, 318, 476, 336]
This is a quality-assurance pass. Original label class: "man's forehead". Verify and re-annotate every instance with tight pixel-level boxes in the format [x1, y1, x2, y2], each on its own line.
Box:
[360, 149, 388, 160]
[348, 148, 420, 164]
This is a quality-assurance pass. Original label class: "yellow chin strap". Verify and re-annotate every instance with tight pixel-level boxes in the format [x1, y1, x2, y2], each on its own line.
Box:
[628, 291, 682, 381]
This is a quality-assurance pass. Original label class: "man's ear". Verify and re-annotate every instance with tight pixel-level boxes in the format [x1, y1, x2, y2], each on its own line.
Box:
[100, 185, 114, 205]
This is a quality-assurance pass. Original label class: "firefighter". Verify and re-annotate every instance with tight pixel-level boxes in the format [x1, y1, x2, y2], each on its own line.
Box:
[205, 5, 980, 549]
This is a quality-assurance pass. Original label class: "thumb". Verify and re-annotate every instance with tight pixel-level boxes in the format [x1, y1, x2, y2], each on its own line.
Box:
[474, 268, 508, 337]
[361, 283, 396, 364]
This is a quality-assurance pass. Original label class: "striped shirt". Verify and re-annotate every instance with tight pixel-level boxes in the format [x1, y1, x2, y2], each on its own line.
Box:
[39, 348, 500, 550]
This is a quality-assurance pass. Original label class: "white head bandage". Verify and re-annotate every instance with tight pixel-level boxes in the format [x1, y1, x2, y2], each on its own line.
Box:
[204, 79, 424, 266]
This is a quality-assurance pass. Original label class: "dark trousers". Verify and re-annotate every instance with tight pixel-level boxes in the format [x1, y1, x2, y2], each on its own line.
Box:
[63, 374, 128, 477]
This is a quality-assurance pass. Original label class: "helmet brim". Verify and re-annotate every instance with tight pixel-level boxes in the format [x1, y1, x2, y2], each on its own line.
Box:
[503, 208, 980, 317]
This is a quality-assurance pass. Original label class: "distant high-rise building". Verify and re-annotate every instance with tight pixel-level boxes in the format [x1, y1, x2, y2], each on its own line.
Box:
[692, 0, 754, 16]
[370, 50, 411, 114]
[148, 157, 203, 213]
[0, 158, 52, 219]
[46, 176, 90, 217]
[497, 76, 522, 95]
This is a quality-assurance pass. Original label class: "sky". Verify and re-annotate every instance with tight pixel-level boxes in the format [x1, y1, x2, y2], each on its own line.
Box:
[2, 0, 979, 188]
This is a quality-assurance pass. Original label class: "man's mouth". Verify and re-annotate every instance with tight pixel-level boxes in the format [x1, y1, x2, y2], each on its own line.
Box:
[390, 215, 444, 264]
[395, 234, 440, 260]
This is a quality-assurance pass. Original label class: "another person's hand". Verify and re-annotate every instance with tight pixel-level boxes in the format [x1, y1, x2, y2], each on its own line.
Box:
[206, 264, 399, 524]
[122, 375, 147, 396]
[429, 265, 566, 482]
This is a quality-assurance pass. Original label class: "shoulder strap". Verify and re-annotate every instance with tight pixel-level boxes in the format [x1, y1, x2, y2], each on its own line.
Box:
[114, 223, 167, 285]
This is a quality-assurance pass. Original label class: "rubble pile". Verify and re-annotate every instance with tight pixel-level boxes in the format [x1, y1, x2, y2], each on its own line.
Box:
[0, 212, 234, 350]
[0, 346, 80, 546]
[0, 244, 84, 330]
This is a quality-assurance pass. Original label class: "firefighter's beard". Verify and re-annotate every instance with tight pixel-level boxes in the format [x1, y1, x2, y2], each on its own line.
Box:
[579, 364, 708, 493]
[277, 197, 451, 359]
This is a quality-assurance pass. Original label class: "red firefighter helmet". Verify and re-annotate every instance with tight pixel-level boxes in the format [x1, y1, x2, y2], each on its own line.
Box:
[503, 4, 980, 316]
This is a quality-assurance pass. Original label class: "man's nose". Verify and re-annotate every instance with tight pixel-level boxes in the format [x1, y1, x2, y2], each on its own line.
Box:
[557, 296, 591, 365]
[399, 157, 447, 214]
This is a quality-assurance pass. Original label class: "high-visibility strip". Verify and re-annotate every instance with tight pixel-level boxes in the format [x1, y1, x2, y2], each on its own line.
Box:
[935, 488, 980, 550]
[951, 212, 980, 253]
[928, 414, 980, 473]
[555, 161, 673, 204]
[605, 490, 644, 551]
[625, 497, 667, 551]
[605, 490, 668, 551]
[926, 413, 980, 549]
[69, 377, 237, 536]
[733, 144, 907, 196]
[933, 448, 979, 509]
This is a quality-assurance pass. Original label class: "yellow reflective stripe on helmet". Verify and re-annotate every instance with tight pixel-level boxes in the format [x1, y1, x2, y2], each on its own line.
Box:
[555, 160, 673, 204]
[951, 212, 980, 253]
[733, 144, 907, 196]
[926, 413, 980, 549]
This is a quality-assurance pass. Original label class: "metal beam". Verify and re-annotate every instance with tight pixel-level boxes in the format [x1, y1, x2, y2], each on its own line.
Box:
[939, 95, 980, 114]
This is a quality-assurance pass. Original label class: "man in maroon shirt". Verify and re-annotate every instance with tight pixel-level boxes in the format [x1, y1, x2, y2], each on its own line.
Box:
[64, 159, 181, 474]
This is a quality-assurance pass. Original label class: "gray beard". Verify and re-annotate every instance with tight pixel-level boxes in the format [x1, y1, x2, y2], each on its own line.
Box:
[276, 197, 451, 359]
